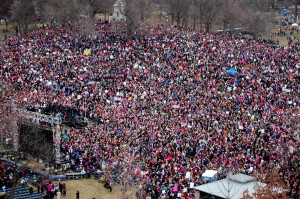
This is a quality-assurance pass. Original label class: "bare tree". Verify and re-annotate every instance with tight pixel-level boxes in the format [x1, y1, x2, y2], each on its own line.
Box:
[0, 0, 13, 31]
[255, 169, 290, 199]
[0, 84, 19, 153]
[166, 0, 190, 25]
[0, 104, 17, 153]
[201, 0, 223, 32]
[241, 189, 253, 199]
[242, 9, 273, 37]
[218, 0, 244, 30]
[115, 0, 141, 39]
[189, 0, 198, 29]
[87, 0, 115, 19]
[136, 0, 156, 22]
[40, 0, 82, 26]
[102, 145, 147, 199]
[10, 0, 36, 34]
[76, 18, 96, 36]
[192, 0, 206, 30]
[292, 0, 300, 22]
[241, 170, 290, 199]
[241, 0, 271, 11]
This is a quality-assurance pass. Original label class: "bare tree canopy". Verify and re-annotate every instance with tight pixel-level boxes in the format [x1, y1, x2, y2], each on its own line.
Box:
[241, 170, 290, 199]
[200, 0, 223, 32]
[40, 0, 82, 26]
[0, 0, 12, 17]
[0, 0, 13, 28]
[10, 0, 36, 34]
[103, 146, 147, 199]
[243, 9, 273, 37]
[87, 0, 115, 18]
[114, 0, 150, 39]
[218, 0, 244, 30]
[166, 0, 190, 25]
[241, 0, 271, 11]
[136, 0, 156, 21]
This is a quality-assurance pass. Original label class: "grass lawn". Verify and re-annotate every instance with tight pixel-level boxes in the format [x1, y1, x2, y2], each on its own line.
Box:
[57, 179, 128, 199]
[28, 179, 136, 199]
[0, 22, 46, 38]
[25, 160, 136, 199]
[57, 178, 138, 199]
[270, 26, 300, 46]
[0, 23, 14, 38]
[273, 35, 289, 46]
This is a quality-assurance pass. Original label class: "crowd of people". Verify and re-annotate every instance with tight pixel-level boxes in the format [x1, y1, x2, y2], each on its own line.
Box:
[0, 22, 299, 198]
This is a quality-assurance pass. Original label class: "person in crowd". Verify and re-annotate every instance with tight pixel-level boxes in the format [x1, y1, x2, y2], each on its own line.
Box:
[0, 23, 299, 198]
[76, 190, 80, 199]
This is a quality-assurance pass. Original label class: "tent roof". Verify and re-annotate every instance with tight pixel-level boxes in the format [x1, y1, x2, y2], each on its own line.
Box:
[226, 68, 238, 75]
[193, 173, 265, 199]
[229, 173, 256, 183]
[202, 170, 218, 177]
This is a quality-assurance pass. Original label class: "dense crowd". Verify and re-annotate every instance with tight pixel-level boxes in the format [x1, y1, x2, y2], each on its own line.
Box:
[0, 23, 299, 198]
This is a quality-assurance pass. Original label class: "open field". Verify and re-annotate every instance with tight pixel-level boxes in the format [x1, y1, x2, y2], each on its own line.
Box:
[0, 23, 14, 38]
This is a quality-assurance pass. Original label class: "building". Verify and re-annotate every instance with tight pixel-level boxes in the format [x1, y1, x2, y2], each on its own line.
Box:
[193, 173, 266, 199]
[109, 0, 126, 22]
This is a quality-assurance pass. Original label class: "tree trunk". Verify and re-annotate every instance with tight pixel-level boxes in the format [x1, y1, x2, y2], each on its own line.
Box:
[4, 19, 8, 31]
[92, 11, 97, 20]
[171, 13, 174, 25]
[141, 14, 145, 22]
[193, 13, 197, 30]
[24, 24, 29, 34]
[18, 24, 22, 35]
[140, 9, 145, 22]
[295, 1, 298, 22]
[175, 13, 181, 26]
[182, 17, 187, 28]
[223, 20, 227, 30]
[127, 19, 135, 40]
[199, 14, 203, 31]
[206, 22, 210, 32]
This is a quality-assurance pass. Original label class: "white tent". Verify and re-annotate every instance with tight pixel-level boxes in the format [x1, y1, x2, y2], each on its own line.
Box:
[201, 170, 218, 182]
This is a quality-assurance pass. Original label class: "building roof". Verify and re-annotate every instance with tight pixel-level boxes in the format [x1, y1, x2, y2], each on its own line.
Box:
[228, 173, 256, 183]
[193, 173, 266, 199]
